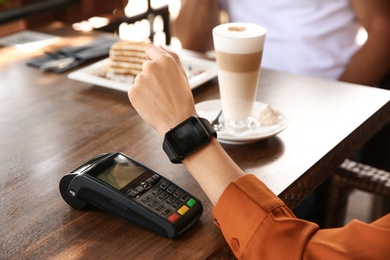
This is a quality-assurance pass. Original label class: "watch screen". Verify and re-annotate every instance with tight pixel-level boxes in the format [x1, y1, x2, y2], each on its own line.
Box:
[93, 155, 146, 190]
[167, 117, 209, 156]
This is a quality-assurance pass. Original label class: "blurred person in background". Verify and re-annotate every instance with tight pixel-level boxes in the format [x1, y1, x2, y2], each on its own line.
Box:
[173, 0, 390, 86]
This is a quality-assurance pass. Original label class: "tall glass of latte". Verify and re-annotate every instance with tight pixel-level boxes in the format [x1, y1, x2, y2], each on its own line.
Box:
[213, 23, 266, 129]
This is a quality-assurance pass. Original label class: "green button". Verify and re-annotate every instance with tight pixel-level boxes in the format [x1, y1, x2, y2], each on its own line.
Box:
[186, 198, 196, 207]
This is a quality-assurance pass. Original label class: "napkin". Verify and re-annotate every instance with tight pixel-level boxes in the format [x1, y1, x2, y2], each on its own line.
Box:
[27, 36, 120, 73]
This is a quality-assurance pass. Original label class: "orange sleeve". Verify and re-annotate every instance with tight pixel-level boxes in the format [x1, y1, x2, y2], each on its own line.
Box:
[212, 174, 390, 259]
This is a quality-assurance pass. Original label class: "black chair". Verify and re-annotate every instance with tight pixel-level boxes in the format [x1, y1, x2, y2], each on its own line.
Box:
[325, 159, 390, 227]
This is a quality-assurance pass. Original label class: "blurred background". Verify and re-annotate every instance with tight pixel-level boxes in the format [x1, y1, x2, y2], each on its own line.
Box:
[0, 0, 182, 47]
[0, 0, 367, 48]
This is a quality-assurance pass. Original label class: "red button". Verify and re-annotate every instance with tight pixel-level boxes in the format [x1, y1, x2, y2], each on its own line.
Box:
[168, 213, 180, 223]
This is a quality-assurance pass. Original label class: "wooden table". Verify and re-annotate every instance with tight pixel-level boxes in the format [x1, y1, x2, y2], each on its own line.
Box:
[1, 25, 390, 259]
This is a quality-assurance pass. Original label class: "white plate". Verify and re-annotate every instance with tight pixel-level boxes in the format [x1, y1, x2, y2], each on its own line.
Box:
[68, 54, 217, 92]
[195, 99, 288, 145]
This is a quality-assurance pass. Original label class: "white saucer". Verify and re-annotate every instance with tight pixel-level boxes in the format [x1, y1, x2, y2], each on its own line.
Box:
[195, 99, 288, 145]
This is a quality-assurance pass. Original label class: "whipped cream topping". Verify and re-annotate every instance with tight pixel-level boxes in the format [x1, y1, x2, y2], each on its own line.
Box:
[258, 104, 279, 126]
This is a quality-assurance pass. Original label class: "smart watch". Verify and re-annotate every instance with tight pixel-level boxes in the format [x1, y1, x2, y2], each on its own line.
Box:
[163, 116, 217, 163]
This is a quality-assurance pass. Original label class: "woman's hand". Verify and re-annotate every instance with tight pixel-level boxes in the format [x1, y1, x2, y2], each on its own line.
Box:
[128, 44, 244, 205]
[128, 45, 198, 136]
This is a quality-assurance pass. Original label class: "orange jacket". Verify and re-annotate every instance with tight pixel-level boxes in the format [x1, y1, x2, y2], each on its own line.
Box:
[213, 174, 390, 259]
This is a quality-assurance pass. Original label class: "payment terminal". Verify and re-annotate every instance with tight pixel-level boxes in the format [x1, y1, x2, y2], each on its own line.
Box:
[59, 152, 203, 239]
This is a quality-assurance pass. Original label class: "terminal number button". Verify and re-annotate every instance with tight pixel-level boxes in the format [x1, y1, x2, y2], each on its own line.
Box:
[160, 180, 169, 189]
[180, 194, 189, 202]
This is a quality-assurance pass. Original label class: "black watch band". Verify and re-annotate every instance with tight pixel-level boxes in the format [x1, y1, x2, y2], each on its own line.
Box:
[163, 116, 217, 164]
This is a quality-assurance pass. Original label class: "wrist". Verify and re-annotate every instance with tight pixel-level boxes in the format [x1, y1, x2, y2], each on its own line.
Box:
[158, 111, 199, 137]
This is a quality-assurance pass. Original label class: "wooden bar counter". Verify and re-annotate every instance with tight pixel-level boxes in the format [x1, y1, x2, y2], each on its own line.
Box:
[1, 25, 390, 259]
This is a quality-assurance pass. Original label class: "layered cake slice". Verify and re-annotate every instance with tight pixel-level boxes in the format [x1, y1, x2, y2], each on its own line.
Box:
[109, 40, 150, 76]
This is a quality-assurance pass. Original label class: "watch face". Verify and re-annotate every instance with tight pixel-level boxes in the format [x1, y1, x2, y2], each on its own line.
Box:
[165, 117, 210, 158]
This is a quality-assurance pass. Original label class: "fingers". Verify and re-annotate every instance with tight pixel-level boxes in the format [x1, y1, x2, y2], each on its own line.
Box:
[145, 44, 164, 60]
[160, 45, 187, 76]
[145, 45, 186, 76]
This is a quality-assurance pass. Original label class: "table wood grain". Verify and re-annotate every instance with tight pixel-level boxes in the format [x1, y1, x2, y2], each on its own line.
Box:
[1, 25, 389, 259]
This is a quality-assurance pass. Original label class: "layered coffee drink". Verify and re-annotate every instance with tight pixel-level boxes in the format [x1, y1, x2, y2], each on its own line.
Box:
[213, 23, 267, 128]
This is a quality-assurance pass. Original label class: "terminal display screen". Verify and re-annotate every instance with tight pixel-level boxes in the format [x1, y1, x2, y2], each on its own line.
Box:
[94, 156, 146, 190]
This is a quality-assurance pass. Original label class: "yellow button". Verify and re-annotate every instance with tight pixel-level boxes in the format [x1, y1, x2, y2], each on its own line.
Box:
[177, 205, 189, 215]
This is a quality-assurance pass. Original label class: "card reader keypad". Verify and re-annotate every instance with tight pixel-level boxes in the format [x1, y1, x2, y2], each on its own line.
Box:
[131, 174, 198, 223]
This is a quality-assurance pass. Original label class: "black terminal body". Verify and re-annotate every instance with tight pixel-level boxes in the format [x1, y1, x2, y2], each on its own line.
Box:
[59, 152, 203, 239]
